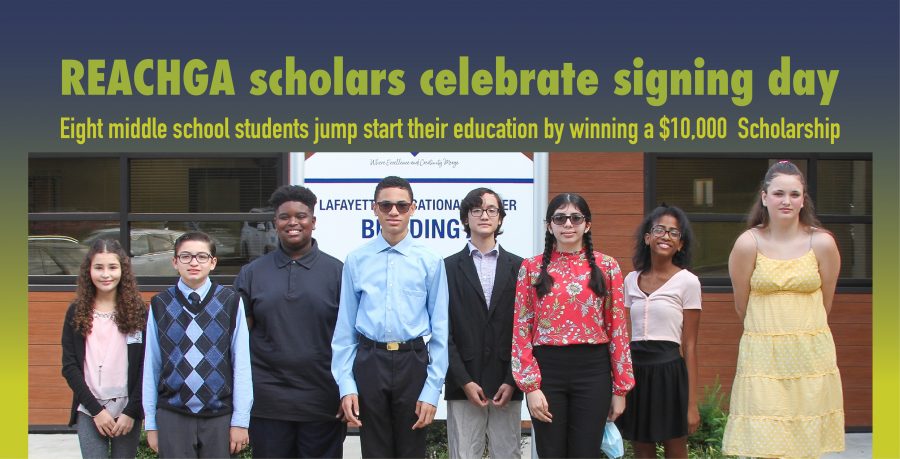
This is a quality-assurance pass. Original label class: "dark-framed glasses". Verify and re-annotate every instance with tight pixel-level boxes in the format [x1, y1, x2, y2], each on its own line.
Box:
[550, 213, 586, 225]
[176, 252, 213, 264]
[376, 201, 412, 214]
[650, 225, 682, 240]
[470, 207, 500, 217]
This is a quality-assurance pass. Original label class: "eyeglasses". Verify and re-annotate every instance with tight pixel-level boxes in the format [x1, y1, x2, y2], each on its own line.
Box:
[376, 201, 412, 214]
[470, 207, 500, 217]
[550, 213, 586, 225]
[176, 252, 213, 264]
[650, 225, 682, 240]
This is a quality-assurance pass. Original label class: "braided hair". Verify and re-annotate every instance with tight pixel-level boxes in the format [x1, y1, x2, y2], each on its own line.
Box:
[534, 193, 607, 298]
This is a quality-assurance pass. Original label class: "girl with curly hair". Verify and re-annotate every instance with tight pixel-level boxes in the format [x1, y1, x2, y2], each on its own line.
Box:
[615, 205, 701, 458]
[61, 238, 147, 458]
[511, 193, 634, 458]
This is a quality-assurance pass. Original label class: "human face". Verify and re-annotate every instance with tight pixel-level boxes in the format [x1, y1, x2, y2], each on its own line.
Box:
[762, 173, 805, 222]
[90, 252, 122, 296]
[466, 193, 502, 240]
[548, 203, 591, 252]
[373, 186, 415, 243]
[275, 200, 316, 256]
[644, 214, 683, 259]
[172, 240, 217, 289]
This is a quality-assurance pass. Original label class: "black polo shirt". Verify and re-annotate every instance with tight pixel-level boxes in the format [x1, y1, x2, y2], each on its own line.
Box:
[233, 239, 343, 422]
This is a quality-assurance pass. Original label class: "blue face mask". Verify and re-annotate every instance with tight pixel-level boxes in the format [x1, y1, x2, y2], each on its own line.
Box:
[601, 421, 624, 459]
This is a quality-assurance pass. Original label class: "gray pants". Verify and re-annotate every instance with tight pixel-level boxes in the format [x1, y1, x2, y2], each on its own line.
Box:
[447, 400, 522, 459]
[157, 409, 232, 458]
[76, 412, 141, 459]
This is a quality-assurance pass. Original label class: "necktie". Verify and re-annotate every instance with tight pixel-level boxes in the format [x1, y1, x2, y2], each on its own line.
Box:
[189, 292, 201, 310]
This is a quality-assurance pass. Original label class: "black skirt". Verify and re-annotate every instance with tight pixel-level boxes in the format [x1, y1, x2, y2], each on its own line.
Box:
[614, 340, 689, 443]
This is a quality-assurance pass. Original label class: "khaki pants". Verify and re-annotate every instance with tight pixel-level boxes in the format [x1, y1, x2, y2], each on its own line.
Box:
[447, 399, 522, 459]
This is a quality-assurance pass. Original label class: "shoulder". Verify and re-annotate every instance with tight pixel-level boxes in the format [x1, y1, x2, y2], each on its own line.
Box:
[499, 246, 525, 265]
[342, 244, 365, 266]
[677, 269, 702, 291]
[239, 250, 275, 273]
[731, 230, 758, 256]
[623, 270, 639, 283]
[316, 249, 344, 270]
[678, 268, 700, 284]
[214, 283, 239, 298]
[149, 288, 169, 303]
[522, 253, 543, 269]
[810, 227, 838, 251]
[411, 241, 444, 264]
[596, 252, 621, 270]
[810, 227, 839, 261]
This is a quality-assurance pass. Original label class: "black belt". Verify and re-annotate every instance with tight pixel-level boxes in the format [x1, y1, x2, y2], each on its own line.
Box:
[358, 335, 425, 352]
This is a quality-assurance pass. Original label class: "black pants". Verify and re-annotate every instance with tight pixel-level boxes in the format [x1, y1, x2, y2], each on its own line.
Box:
[531, 344, 612, 459]
[249, 416, 346, 458]
[156, 409, 232, 459]
[353, 338, 429, 458]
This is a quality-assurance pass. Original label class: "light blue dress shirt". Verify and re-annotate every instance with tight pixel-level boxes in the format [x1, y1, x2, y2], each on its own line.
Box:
[331, 233, 450, 406]
[142, 278, 253, 430]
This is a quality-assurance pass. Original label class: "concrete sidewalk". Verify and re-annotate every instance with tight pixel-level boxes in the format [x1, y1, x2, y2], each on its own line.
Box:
[29, 432, 872, 458]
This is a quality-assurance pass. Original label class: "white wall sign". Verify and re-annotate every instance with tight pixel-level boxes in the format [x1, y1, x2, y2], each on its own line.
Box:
[304, 152, 535, 262]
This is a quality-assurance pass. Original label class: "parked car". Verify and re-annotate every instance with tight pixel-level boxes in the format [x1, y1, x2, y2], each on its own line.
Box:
[165, 221, 240, 258]
[240, 208, 277, 261]
[83, 228, 185, 276]
[28, 235, 88, 275]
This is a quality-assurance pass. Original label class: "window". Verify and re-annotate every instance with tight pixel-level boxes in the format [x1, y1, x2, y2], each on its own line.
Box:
[28, 154, 285, 281]
[647, 154, 871, 289]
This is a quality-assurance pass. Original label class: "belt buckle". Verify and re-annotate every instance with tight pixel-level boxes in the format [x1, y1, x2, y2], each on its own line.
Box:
[386, 342, 400, 351]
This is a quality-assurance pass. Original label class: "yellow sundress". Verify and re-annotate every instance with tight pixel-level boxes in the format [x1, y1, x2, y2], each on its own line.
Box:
[722, 250, 845, 458]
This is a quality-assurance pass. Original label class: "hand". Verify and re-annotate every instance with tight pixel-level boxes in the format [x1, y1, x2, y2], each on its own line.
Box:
[687, 404, 701, 434]
[92, 409, 116, 437]
[341, 394, 362, 428]
[230, 427, 250, 454]
[109, 414, 134, 437]
[412, 401, 436, 429]
[147, 430, 159, 453]
[491, 383, 514, 408]
[607, 394, 626, 422]
[335, 406, 347, 422]
[526, 390, 552, 423]
[462, 382, 489, 407]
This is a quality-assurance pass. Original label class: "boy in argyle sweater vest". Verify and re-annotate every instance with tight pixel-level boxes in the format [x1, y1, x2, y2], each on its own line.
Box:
[143, 232, 252, 458]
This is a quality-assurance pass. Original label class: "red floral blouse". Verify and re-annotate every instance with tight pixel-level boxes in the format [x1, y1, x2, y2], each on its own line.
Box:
[512, 249, 634, 396]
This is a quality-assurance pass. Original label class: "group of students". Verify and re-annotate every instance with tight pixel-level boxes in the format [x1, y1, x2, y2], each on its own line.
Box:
[61, 162, 844, 459]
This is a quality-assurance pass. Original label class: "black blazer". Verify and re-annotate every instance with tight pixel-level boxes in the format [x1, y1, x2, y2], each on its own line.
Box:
[444, 245, 524, 401]
[61, 303, 146, 427]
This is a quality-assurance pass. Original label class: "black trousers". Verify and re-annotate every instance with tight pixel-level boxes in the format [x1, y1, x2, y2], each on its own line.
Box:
[249, 416, 346, 458]
[531, 344, 612, 459]
[156, 409, 232, 459]
[353, 338, 429, 458]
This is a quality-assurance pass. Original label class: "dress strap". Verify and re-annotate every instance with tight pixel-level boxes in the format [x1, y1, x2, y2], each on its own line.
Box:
[748, 228, 760, 250]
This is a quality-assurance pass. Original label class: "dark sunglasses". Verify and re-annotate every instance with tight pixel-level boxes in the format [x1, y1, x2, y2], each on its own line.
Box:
[376, 201, 412, 214]
[550, 213, 586, 225]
